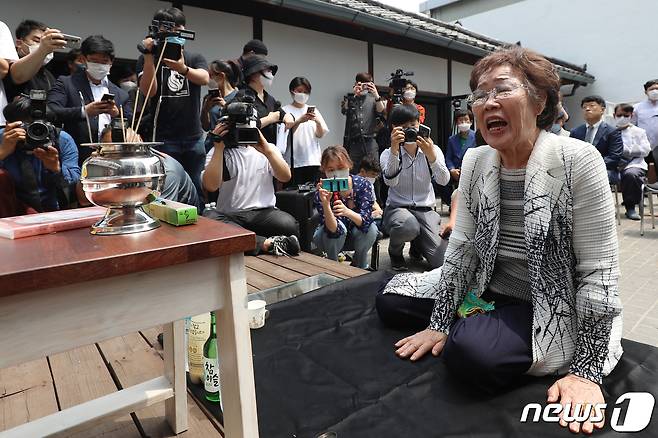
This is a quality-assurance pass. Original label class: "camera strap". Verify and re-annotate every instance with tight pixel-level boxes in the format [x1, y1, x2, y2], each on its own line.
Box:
[382, 148, 435, 182]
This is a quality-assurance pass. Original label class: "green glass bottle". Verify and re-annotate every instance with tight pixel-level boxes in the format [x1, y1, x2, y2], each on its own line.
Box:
[203, 311, 220, 403]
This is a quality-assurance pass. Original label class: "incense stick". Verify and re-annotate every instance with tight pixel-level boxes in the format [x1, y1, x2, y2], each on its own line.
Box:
[134, 40, 168, 135]
[119, 105, 126, 142]
[79, 91, 93, 143]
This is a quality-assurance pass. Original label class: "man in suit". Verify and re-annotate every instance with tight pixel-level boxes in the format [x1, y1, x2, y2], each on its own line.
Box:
[570, 95, 622, 183]
[48, 35, 131, 165]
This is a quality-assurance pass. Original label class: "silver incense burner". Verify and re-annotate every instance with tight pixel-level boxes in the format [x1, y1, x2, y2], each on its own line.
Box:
[81, 142, 166, 235]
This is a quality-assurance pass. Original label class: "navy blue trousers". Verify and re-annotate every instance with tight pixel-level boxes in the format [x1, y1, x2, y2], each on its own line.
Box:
[376, 290, 533, 392]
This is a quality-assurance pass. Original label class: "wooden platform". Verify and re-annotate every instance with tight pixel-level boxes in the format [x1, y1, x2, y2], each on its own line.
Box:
[0, 252, 366, 437]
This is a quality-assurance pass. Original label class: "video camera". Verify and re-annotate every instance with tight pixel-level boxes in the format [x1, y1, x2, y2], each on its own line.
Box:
[388, 68, 414, 105]
[137, 20, 195, 60]
[21, 89, 56, 151]
[209, 95, 260, 147]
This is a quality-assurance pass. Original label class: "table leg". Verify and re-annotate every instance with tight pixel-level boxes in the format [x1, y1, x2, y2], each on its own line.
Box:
[217, 253, 260, 438]
[164, 319, 188, 434]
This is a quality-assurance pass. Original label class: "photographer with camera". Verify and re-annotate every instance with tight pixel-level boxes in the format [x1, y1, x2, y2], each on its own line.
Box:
[48, 35, 131, 165]
[3, 20, 66, 101]
[241, 55, 294, 144]
[202, 59, 241, 151]
[280, 76, 329, 185]
[385, 80, 426, 124]
[380, 104, 450, 271]
[0, 94, 79, 215]
[341, 72, 386, 173]
[136, 7, 209, 195]
[313, 146, 378, 269]
[201, 100, 300, 256]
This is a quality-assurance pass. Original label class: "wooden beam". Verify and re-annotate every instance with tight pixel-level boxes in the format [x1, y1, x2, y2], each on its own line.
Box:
[1, 377, 172, 438]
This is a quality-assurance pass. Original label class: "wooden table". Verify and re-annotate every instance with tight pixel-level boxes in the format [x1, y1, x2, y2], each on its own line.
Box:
[0, 217, 257, 437]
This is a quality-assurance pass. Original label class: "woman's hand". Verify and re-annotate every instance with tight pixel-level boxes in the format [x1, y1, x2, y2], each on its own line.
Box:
[547, 373, 606, 434]
[332, 199, 352, 219]
[395, 329, 447, 361]
[317, 185, 333, 207]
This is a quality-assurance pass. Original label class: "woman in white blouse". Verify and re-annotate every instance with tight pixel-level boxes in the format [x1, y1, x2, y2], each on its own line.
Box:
[281, 76, 329, 185]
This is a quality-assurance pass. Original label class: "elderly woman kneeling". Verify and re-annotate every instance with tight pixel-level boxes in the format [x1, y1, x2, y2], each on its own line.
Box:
[377, 46, 622, 435]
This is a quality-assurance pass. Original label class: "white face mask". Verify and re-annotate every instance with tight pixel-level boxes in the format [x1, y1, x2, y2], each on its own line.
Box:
[293, 92, 309, 105]
[457, 122, 471, 133]
[26, 43, 53, 65]
[403, 90, 416, 100]
[325, 168, 350, 178]
[260, 71, 274, 88]
[615, 116, 631, 128]
[86, 62, 111, 81]
[648, 89, 658, 101]
[365, 176, 376, 185]
[360, 87, 369, 95]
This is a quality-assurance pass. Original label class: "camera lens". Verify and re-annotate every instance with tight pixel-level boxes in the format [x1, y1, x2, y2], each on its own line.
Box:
[27, 122, 49, 141]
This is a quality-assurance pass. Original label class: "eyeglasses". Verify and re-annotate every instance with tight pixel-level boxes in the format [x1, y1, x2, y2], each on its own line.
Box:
[467, 83, 528, 107]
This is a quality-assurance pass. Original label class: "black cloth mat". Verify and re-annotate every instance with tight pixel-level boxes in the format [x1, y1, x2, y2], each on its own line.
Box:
[190, 271, 658, 437]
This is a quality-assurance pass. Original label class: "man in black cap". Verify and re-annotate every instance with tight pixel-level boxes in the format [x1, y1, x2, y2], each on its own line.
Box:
[236, 39, 268, 88]
[241, 54, 293, 144]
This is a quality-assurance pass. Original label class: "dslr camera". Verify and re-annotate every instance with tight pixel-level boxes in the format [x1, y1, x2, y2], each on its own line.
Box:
[388, 68, 414, 105]
[210, 95, 260, 147]
[137, 20, 195, 61]
[21, 89, 56, 151]
[402, 124, 431, 144]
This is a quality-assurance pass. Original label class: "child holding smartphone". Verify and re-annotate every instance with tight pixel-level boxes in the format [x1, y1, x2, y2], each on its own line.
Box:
[313, 146, 378, 268]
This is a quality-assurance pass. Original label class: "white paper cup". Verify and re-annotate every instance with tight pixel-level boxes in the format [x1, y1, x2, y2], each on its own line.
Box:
[247, 299, 268, 329]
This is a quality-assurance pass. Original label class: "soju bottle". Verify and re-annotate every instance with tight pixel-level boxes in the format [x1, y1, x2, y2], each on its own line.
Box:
[203, 311, 220, 403]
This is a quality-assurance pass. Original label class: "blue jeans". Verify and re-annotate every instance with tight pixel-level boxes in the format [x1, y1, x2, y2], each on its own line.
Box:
[313, 222, 378, 269]
[156, 136, 206, 197]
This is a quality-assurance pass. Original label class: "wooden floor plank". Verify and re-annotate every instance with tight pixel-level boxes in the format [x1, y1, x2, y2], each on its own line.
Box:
[257, 254, 349, 279]
[245, 267, 284, 290]
[0, 358, 59, 431]
[293, 252, 367, 278]
[98, 333, 222, 437]
[245, 256, 307, 283]
[48, 345, 141, 437]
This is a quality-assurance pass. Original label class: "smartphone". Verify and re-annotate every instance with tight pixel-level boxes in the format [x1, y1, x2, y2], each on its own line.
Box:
[321, 177, 349, 192]
[61, 34, 81, 50]
[306, 106, 315, 114]
[208, 89, 220, 98]
[162, 42, 182, 61]
[418, 124, 431, 139]
[101, 93, 115, 102]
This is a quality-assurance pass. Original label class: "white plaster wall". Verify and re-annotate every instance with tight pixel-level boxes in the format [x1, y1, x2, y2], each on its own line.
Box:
[263, 20, 368, 147]
[457, 0, 658, 127]
[1, 0, 166, 59]
[452, 60, 473, 96]
[373, 44, 448, 94]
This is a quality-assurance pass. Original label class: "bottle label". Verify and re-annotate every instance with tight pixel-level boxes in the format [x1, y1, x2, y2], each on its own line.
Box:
[204, 356, 220, 393]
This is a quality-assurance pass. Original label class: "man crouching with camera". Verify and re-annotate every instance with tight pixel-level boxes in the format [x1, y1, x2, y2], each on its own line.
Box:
[381, 104, 450, 271]
[0, 93, 80, 216]
[202, 95, 300, 256]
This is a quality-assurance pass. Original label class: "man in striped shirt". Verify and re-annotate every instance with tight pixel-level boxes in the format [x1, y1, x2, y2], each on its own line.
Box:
[380, 104, 450, 271]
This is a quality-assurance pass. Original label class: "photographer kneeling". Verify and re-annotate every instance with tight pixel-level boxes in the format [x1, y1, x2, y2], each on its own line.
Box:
[314, 146, 378, 269]
[381, 104, 450, 271]
[0, 94, 79, 215]
[202, 98, 300, 256]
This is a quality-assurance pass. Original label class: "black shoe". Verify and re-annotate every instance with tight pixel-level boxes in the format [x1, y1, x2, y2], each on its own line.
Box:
[625, 208, 641, 221]
[409, 246, 423, 262]
[269, 235, 301, 256]
[389, 253, 408, 271]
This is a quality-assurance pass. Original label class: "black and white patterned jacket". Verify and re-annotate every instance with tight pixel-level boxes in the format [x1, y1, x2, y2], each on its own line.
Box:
[389, 131, 623, 383]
